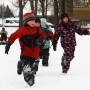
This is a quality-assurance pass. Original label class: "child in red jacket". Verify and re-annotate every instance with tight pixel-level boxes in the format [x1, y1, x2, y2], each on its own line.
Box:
[5, 12, 46, 86]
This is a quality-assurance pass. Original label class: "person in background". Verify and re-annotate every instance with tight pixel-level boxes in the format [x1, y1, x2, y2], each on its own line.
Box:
[0, 27, 8, 42]
[40, 18, 54, 66]
[52, 13, 90, 73]
[5, 12, 46, 86]
[35, 17, 41, 28]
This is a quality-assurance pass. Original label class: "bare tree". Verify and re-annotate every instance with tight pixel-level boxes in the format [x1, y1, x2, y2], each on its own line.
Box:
[60, 0, 73, 17]
[29, 0, 34, 13]
[35, 0, 38, 16]
[89, 0, 90, 6]
[61, 0, 65, 13]
[9, 0, 28, 28]
[65, 0, 73, 17]
[45, 0, 47, 18]
[54, 0, 59, 28]
[18, 0, 23, 28]
[39, 0, 45, 17]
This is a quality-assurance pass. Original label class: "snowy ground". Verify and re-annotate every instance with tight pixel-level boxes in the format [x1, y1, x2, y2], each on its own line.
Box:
[0, 27, 90, 90]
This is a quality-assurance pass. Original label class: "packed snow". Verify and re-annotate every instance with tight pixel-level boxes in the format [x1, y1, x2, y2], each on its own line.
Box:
[0, 27, 90, 90]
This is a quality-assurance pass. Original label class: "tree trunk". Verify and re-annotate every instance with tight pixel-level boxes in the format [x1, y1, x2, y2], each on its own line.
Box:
[45, 0, 47, 18]
[41, 1, 45, 17]
[39, 0, 45, 17]
[19, 0, 23, 28]
[89, 0, 90, 5]
[30, 0, 35, 13]
[35, 0, 38, 16]
[61, 0, 65, 13]
[54, 0, 59, 28]
[58, 0, 62, 15]
[65, 0, 73, 17]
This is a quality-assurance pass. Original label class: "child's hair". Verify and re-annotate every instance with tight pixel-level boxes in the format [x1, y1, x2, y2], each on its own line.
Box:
[35, 18, 41, 23]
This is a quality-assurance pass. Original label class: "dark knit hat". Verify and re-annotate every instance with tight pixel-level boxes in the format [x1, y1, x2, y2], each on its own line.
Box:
[35, 18, 41, 23]
[23, 12, 36, 22]
[61, 13, 69, 20]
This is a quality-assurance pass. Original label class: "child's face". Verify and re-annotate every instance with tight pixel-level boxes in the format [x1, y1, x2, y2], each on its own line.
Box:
[26, 20, 35, 27]
[63, 17, 69, 23]
[35, 22, 41, 27]
[41, 22, 46, 26]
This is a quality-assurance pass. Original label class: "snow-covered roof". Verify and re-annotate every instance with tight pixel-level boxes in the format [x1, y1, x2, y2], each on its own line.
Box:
[5, 17, 19, 21]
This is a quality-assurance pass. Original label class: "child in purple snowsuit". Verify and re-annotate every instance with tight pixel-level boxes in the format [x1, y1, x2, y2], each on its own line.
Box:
[52, 13, 90, 73]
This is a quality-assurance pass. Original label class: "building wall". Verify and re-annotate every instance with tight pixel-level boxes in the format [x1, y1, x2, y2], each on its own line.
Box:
[73, 8, 90, 20]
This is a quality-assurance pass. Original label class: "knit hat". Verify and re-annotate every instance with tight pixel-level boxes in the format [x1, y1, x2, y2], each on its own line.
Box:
[23, 12, 36, 22]
[35, 18, 41, 23]
[40, 18, 47, 23]
[61, 13, 69, 20]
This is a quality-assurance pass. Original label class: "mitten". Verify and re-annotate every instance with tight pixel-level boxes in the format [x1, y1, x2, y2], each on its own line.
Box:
[5, 43, 11, 54]
[46, 36, 51, 40]
[83, 30, 90, 35]
[52, 40, 57, 51]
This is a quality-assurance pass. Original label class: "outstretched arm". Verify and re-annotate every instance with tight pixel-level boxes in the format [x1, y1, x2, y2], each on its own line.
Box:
[5, 28, 22, 54]
[74, 22, 90, 35]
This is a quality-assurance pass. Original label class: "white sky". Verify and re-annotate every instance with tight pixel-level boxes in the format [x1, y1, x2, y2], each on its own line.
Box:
[0, 0, 31, 16]
[0, 0, 52, 16]
[0, 0, 12, 6]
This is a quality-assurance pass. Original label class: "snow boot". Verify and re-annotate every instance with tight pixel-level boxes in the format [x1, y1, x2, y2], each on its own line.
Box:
[61, 59, 70, 73]
[62, 67, 68, 73]
[42, 55, 49, 66]
[24, 74, 35, 86]
[32, 61, 39, 75]
[23, 64, 35, 86]
[62, 64, 70, 74]
[42, 61, 48, 66]
[17, 61, 23, 75]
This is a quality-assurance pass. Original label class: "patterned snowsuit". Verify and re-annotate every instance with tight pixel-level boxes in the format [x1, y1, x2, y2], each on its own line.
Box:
[54, 21, 89, 71]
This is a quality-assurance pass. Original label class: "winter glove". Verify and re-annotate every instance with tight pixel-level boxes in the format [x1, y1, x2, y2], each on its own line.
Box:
[5, 43, 11, 54]
[36, 38, 44, 46]
[53, 46, 56, 51]
[83, 30, 90, 35]
[46, 36, 51, 40]
[52, 40, 57, 51]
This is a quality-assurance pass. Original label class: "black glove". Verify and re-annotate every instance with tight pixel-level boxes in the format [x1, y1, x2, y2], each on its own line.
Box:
[46, 36, 51, 40]
[53, 46, 56, 51]
[36, 38, 44, 46]
[5, 43, 11, 54]
[52, 40, 57, 51]
[83, 30, 90, 35]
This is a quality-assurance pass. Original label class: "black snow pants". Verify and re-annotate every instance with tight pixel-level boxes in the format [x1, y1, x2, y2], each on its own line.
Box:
[39, 48, 49, 66]
[17, 56, 36, 74]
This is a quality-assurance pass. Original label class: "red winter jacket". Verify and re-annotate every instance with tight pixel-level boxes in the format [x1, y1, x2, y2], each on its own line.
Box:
[8, 26, 46, 58]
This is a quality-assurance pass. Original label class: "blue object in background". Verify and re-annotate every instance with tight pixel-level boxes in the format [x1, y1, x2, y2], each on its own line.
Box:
[40, 18, 47, 23]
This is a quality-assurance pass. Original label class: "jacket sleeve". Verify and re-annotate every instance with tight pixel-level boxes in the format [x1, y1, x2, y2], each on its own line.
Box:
[74, 22, 85, 35]
[8, 28, 22, 45]
[48, 32, 54, 40]
[38, 29, 46, 40]
[54, 27, 61, 42]
[46, 27, 54, 40]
